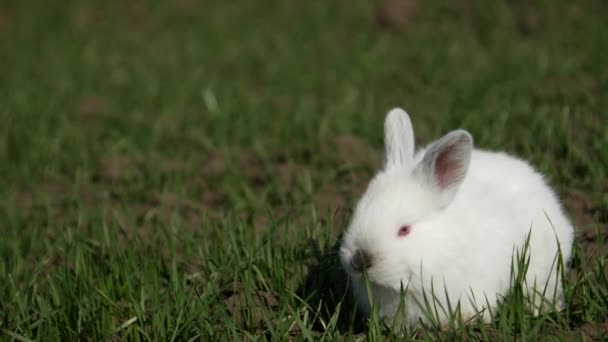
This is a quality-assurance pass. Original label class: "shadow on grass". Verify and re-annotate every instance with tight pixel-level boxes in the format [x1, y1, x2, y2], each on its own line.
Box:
[296, 233, 367, 335]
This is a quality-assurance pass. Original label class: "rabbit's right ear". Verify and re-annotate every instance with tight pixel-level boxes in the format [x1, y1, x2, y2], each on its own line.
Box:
[384, 108, 415, 169]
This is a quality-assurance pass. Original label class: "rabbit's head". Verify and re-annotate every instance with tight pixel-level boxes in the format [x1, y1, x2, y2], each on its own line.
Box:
[340, 108, 473, 290]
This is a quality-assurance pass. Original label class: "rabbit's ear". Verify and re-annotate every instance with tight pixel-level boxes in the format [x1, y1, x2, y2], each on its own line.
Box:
[384, 108, 415, 169]
[416, 130, 473, 209]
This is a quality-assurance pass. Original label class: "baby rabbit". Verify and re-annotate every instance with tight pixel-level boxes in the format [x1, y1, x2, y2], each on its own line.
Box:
[339, 108, 574, 328]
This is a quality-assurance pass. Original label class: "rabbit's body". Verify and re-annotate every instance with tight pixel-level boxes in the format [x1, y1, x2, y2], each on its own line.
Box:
[340, 109, 573, 327]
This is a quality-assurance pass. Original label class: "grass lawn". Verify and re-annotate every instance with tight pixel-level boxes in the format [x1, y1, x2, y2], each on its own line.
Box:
[1, 0, 607, 340]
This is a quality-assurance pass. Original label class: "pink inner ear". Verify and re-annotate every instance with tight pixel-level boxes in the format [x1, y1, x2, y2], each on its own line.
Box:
[434, 144, 461, 189]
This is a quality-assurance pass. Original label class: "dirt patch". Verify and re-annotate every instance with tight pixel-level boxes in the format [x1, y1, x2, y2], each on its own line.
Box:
[123, 2, 149, 29]
[192, 153, 229, 217]
[271, 95, 293, 113]
[559, 188, 608, 277]
[0, 7, 13, 33]
[576, 224, 608, 268]
[580, 319, 608, 340]
[276, 161, 299, 190]
[11, 189, 33, 216]
[72, 5, 105, 30]
[173, 0, 198, 11]
[237, 151, 267, 188]
[150, 191, 198, 212]
[223, 282, 279, 329]
[314, 188, 348, 221]
[331, 134, 382, 168]
[8, 179, 74, 220]
[72, 2, 152, 31]
[563, 319, 608, 341]
[35, 181, 78, 222]
[8, 152, 223, 238]
[200, 189, 225, 210]
[564, 188, 601, 229]
[78, 95, 111, 123]
[375, 0, 418, 33]
[98, 155, 136, 182]
[251, 206, 303, 235]
[231, 148, 304, 196]
[159, 158, 227, 221]
[515, 7, 540, 36]
[202, 153, 226, 180]
[87, 152, 228, 225]
[254, 214, 270, 233]
[315, 195, 352, 240]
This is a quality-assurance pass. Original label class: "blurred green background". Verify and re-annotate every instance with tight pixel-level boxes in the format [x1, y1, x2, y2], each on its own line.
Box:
[1, 0, 607, 340]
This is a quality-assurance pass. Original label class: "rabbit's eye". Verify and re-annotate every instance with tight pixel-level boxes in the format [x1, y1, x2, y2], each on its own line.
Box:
[397, 225, 411, 237]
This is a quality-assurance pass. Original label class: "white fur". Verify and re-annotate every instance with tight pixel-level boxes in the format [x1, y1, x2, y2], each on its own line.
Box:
[339, 108, 574, 328]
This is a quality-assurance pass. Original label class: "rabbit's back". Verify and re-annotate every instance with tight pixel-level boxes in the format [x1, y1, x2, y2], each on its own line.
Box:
[451, 149, 573, 302]
[463, 149, 573, 246]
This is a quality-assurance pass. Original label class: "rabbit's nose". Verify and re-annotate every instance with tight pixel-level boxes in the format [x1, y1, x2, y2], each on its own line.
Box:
[351, 249, 373, 272]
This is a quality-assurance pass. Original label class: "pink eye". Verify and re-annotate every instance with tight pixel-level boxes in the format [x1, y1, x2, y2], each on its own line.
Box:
[397, 225, 411, 237]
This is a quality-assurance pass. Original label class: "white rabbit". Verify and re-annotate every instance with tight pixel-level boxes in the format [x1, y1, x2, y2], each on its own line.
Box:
[339, 108, 574, 328]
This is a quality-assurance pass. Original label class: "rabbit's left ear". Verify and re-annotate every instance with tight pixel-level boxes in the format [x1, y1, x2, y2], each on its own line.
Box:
[415, 129, 473, 209]
[384, 108, 415, 169]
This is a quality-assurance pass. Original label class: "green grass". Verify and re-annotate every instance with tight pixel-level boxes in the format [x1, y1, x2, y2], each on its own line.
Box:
[1, 0, 607, 340]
